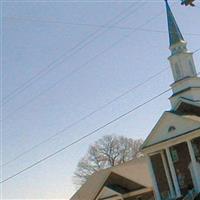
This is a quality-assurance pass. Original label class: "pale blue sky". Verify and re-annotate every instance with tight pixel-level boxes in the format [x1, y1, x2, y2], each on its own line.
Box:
[1, 0, 200, 199]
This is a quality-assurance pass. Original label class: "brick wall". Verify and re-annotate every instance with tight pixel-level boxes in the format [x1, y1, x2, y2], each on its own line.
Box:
[170, 142, 194, 195]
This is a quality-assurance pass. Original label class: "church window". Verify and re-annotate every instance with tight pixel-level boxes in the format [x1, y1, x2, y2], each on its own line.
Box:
[174, 63, 182, 80]
[189, 60, 195, 75]
[168, 126, 176, 132]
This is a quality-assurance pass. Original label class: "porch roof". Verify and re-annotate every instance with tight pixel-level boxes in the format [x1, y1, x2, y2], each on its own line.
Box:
[70, 157, 152, 200]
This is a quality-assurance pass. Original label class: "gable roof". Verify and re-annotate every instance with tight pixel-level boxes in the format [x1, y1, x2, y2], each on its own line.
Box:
[70, 157, 152, 200]
[141, 111, 200, 150]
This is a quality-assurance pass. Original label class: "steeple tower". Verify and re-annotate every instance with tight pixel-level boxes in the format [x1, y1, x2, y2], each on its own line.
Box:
[165, 0, 200, 114]
[165, 0, 197, 81]
[165, 0, 185, 47]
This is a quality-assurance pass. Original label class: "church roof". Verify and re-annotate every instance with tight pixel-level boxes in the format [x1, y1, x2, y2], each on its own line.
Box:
[70, 158, 152, 200]
[141, 111, 200, 150]
[165, 0, 185, 46]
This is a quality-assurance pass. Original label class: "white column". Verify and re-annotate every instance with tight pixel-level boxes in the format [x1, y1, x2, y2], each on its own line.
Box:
[146, 155, 161, 200]
[187, 140, 200, 192]
[165, 147, 181, 197]
[161, 151, 175, 198]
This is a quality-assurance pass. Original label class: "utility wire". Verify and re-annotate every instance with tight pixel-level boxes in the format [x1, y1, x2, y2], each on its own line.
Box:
[4, 44, 200, 120]
[2, 28, 200, 166]
[2, 5, 199, 183]
[2, 71, 200, 182]
[4, 16, 200, 36]
[3, 3, 200, 104]
[3, 10, 163, 119]
[0, 72, 200, 184]
[3, 2, 144, 103]
[1, 67, 168, 167]
[139, 28, 200, 36]
[0, 88, 171, 184]
[3, 2, 140, 101]
[2, 71, 200, 183]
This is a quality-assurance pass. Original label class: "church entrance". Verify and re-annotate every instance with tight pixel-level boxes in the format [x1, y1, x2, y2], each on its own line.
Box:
[169, 142, 194, 196]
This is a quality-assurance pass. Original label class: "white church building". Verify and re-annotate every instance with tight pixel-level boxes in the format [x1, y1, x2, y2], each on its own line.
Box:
[141, 0, 200, 199]
[70, 1, 200, 200]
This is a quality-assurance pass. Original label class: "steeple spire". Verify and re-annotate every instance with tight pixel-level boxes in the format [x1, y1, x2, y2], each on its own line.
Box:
[164, 0, 200, 111]
[165, 0, 185, 47]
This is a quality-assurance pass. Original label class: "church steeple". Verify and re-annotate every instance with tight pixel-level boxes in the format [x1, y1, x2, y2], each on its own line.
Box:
[165, 0, 185, 47]
[164, 0, 200, 111]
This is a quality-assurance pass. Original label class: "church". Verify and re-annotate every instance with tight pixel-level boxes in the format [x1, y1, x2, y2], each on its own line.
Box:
[70, 1, 200, 200]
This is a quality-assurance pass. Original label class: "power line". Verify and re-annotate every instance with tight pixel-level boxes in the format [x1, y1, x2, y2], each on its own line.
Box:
[3, 16, 142, 29]
[4, 44, 200, 120]
[1, 67, 168, 167]
[3, 2, 145, 103]
[4, 4, 139, 102]
[2, 72, 200, 182]
[3, 2, 140, 101]
[2, 3, 199, 182]
[4, 10, 164, 119]
[0, 88, 171, 184]
[4, 16, 200, 36]
[1, 57, 200, 172]
[139, 28, 200, 36]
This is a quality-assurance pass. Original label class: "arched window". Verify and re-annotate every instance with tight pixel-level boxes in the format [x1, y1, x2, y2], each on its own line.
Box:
[168, 126, 176, 132]
[174, 63, 182, 80]
[189, 60, 195, 75]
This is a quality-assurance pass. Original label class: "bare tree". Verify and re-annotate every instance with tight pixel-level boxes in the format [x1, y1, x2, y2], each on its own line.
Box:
[73, 135, 143, 185]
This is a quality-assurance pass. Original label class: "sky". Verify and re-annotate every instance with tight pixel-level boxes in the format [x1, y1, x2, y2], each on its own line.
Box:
[1, 0, 200, 199]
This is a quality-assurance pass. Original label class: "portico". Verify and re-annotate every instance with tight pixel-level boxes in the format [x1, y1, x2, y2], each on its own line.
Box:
[142, 1, 200, 199]
[143, 129, 200, 200]
[70, 1, 200, 200]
